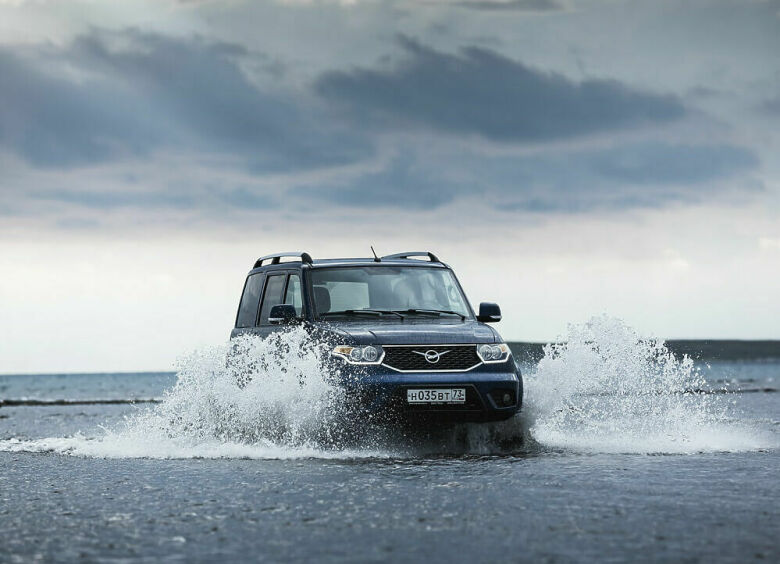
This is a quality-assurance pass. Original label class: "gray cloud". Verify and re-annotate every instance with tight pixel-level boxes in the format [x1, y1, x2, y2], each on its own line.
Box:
[448, 0, 563, 11]
[0, 49, 161, 167]
[219, 188, 278, 210]
[298, 142, 758, 212]
[588, 143, 758, 186]
[757, 95, 780, 116]
[315, 37, 685, 142]
[55, 218, 102, 230]
[31, 182, 279, 212]
[295, 152, 468, 209]
[32, 189, 197, 210]
[0, 24, 765, 225]
[0, 31, 369, 170]
[483, 143, 759, 212]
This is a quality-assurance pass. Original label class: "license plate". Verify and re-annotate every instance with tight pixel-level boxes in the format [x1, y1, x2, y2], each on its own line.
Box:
[406, 388, 466, 404]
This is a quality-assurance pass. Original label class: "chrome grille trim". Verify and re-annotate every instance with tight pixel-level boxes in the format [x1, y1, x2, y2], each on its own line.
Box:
[380, 344, 483, 373]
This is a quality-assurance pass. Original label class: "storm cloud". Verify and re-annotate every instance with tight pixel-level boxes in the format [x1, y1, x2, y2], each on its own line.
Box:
[0, 31, 368, 171]
[298, 142, 758, 212]
[0, 16, 768, 223]
[445, 0, 563, 11]
[758, 95, 780, 116]
[0, 48, 160, 168]
[315, 37, 686, 142]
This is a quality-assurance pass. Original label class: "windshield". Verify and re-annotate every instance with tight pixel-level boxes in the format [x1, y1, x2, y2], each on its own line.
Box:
[310, 266, 472, 319]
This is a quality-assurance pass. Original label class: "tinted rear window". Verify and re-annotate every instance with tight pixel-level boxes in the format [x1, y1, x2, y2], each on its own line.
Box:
[236, 274, 264, 327]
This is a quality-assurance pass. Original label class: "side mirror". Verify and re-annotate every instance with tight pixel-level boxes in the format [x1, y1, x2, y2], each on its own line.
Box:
[477, 302, 502, 323]
[268, 304, 298, 325]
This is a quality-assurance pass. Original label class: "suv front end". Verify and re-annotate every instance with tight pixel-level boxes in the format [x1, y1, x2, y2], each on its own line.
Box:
[231, 251, 523, 423]
[329, 341, 522, 422]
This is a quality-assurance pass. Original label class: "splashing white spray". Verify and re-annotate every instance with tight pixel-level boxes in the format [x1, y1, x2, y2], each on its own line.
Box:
[151, 328, 339, 446]
[0, 317, 774, 458]
[522, 316, 774, 454]
[1, 327, 387, 459]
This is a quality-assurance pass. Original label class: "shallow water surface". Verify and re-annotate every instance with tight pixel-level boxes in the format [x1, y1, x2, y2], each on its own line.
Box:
[2, 447, 777, 562]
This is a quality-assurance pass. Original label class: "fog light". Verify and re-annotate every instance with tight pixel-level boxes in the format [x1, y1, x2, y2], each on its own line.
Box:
[502, 393, 512, 406]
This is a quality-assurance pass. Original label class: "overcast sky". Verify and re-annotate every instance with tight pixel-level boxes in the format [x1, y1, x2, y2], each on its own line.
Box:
[0, 0, 778, 373]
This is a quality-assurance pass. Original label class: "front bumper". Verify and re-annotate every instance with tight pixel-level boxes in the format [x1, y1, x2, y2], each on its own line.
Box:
[336, 362, 523, 422]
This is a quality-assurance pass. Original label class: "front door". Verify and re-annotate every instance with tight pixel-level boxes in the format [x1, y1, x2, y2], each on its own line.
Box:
[255, 272, 303, 338]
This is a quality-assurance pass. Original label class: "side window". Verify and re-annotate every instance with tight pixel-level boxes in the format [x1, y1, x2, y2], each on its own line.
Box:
[258, 274, 286, 325]
[284, 274, 303, 316]
[236, 274, 264, 328]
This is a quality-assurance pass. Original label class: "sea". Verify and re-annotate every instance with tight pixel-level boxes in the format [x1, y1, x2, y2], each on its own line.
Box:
[1, 317, 777, 563]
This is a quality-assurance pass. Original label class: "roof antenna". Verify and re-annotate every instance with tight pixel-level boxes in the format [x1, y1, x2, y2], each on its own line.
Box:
[371, 245, 381, 262]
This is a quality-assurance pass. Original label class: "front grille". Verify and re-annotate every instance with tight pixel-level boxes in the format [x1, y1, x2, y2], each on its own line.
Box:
[382, 345, 482, 372]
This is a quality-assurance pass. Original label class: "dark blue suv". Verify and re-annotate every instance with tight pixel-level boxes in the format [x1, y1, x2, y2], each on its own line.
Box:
[231, 251, 522, 422]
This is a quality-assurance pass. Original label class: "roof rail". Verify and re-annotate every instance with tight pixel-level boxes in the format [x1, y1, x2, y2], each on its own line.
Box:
[254, 251, 313, 269]
[381, 251, 440, 263]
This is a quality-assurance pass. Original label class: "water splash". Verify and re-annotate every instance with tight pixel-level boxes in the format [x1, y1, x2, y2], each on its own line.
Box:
[0, 327, 387, 459]
[154, 327, 341, 447]
[522, 316, 775, 454]
[1, 317, 775, 458]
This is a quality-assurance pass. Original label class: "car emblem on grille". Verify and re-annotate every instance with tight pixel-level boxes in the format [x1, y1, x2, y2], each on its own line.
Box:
[412, 349, 451, 364]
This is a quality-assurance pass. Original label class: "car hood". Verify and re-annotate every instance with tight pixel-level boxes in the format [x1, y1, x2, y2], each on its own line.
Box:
[315, 320, 499, 345]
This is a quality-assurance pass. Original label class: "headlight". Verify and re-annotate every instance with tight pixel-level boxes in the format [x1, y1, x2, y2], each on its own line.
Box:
[477, 343, 511, 363]
[332, 345, 384, 365]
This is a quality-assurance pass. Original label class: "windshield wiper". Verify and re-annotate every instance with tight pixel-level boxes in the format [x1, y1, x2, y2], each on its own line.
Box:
[320, 309, 405, 319]
[393, 309, 466, 320]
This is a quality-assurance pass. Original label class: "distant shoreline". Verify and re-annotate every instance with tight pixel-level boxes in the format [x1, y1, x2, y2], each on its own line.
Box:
[508, 340, 780, 363]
